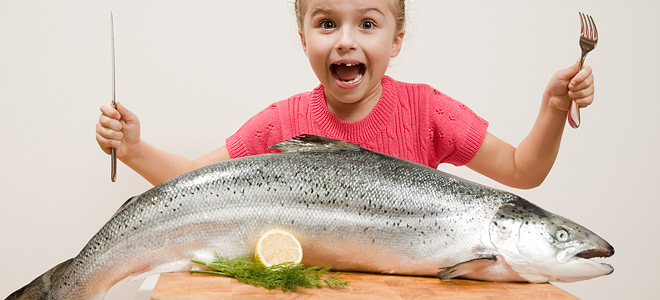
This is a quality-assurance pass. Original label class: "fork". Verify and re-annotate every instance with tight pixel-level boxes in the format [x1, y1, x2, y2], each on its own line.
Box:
[567, 12, 598, 128]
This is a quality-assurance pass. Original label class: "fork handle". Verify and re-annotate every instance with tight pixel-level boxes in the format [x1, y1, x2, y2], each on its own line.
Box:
[568, 54, 588, 128]
[568, 100, 581, 128]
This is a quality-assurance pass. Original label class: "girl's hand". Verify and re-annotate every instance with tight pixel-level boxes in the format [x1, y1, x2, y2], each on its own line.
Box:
[95, 102, 141, 159]
[545, 61, 595, 113]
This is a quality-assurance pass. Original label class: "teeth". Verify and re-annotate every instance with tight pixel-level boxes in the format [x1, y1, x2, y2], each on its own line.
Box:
[344, 73, 362, 84]
[331, 63, 364, 84]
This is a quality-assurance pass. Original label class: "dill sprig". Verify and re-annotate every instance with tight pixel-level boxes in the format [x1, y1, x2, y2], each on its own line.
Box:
[190, 255, 349, 291]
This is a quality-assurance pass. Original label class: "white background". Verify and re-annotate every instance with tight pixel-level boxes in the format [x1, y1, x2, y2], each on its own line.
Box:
[1, 0, 658, 299]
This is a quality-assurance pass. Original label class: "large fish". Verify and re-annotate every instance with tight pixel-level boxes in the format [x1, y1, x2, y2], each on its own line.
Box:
[6, 135, 614, 300]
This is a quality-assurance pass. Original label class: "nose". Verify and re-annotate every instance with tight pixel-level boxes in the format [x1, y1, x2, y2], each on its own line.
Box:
[336, 27, 358, 52]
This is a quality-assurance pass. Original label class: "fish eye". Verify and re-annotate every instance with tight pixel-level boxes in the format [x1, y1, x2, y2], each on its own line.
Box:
[555, 228, 570, 242]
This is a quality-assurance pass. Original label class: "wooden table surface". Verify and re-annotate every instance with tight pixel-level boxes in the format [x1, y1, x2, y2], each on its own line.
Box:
[150, 272, 579, 300]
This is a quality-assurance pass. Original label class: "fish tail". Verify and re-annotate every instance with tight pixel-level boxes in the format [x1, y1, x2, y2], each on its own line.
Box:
[5, 259, 73, 300]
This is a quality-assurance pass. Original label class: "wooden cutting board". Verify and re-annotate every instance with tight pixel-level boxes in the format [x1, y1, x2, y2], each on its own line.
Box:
[150, 272, 579, 299]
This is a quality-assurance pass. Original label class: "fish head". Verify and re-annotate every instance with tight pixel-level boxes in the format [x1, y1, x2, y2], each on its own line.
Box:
[488, 198, 614, 283]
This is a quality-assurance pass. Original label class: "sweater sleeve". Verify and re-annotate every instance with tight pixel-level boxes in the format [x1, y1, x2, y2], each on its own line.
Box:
[225, 102, 285, 159]
[428, 89, 489, 166]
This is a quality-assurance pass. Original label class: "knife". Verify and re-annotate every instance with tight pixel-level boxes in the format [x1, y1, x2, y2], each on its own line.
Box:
[110, 11, 117, 182]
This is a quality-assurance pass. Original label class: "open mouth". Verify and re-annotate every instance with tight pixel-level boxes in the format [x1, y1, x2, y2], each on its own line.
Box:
[331, 63, 366, 84]
[576, 244, 615, 259]
[573, 244, 615, 275]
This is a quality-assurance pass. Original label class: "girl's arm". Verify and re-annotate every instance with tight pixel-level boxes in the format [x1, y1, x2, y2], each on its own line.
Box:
[122, 142, 231, 186]
[466, 62, 594, 189]
[96, 102, 231, 186]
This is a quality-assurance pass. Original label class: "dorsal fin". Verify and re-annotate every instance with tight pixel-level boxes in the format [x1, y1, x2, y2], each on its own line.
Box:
[268, 134, 363, 153]
[112, 196, 138, 218]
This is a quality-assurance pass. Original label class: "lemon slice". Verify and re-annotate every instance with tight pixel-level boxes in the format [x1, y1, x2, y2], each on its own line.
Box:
[255, 229, 303, 267]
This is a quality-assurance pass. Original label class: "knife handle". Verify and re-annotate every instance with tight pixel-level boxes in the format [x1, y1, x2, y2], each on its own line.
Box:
[111, 148, 117, 182]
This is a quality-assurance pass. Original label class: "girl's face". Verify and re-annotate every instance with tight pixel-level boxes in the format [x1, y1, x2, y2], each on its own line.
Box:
[299, 0, 404, 109]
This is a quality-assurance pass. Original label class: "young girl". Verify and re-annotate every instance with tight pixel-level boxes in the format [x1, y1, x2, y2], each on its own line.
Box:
[96, 0, 594, 189]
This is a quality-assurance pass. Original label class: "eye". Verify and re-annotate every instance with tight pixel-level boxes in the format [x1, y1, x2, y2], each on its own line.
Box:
[319, 20, 335, 30]
[555, 228, 570, 242]
[360, 20, 375, 30]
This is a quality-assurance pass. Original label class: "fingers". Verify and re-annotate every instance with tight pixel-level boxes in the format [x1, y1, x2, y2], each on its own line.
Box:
[96, 131, 120, 155]
[569, 64, 593, 89]
[545, 61, 596, 113]
[99, 111, 122, 131]
[568, 78, 594, 99]
[96, 102, 141, 158]
[570, 92, 594, 108]
[96, 118, 123, 142]
[97, 102, 139, 135]
[100, 102, 121, 120]
[99, 102, 137, 121]
[555, 59, 581, 82]
[96, 117, 123, 152]
[568, 65, 594, 108]
[116, 102, 138, 123]
[97, 102, 124, 155]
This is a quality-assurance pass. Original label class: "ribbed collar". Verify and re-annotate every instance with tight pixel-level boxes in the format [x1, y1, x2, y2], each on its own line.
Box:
[309, 76, 397, 143]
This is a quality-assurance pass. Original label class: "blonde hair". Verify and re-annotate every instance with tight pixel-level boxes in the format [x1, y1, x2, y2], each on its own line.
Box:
[294, 0, 406, 32]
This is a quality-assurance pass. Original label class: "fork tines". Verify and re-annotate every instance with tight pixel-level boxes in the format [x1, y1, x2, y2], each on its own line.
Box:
[579, 12, 598, 41]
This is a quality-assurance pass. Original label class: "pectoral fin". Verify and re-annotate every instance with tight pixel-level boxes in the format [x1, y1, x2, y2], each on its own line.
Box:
[437, 255, 497, 279]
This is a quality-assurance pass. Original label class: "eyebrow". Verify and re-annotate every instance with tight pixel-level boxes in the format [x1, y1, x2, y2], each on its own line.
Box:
[358, 8, 386, 17]
[309, 7, 386, 19]
[309, 8, 330, 19]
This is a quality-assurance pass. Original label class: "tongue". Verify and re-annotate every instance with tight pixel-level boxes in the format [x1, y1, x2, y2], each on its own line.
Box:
[334, 64, 362, 81]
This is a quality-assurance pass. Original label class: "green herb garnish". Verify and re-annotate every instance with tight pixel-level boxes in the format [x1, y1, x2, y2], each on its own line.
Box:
[190, 255, 349, 291]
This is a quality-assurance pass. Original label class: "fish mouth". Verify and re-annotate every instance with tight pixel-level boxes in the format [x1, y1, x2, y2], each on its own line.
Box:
[571, 243, 615, 276]
[575, 244, 615, 259]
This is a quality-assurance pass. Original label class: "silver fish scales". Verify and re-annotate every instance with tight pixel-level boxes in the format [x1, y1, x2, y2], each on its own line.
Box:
[6, 135, 614, 300]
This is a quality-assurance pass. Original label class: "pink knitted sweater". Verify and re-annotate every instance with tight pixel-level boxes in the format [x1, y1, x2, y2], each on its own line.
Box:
[226, 76, 488, 168]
